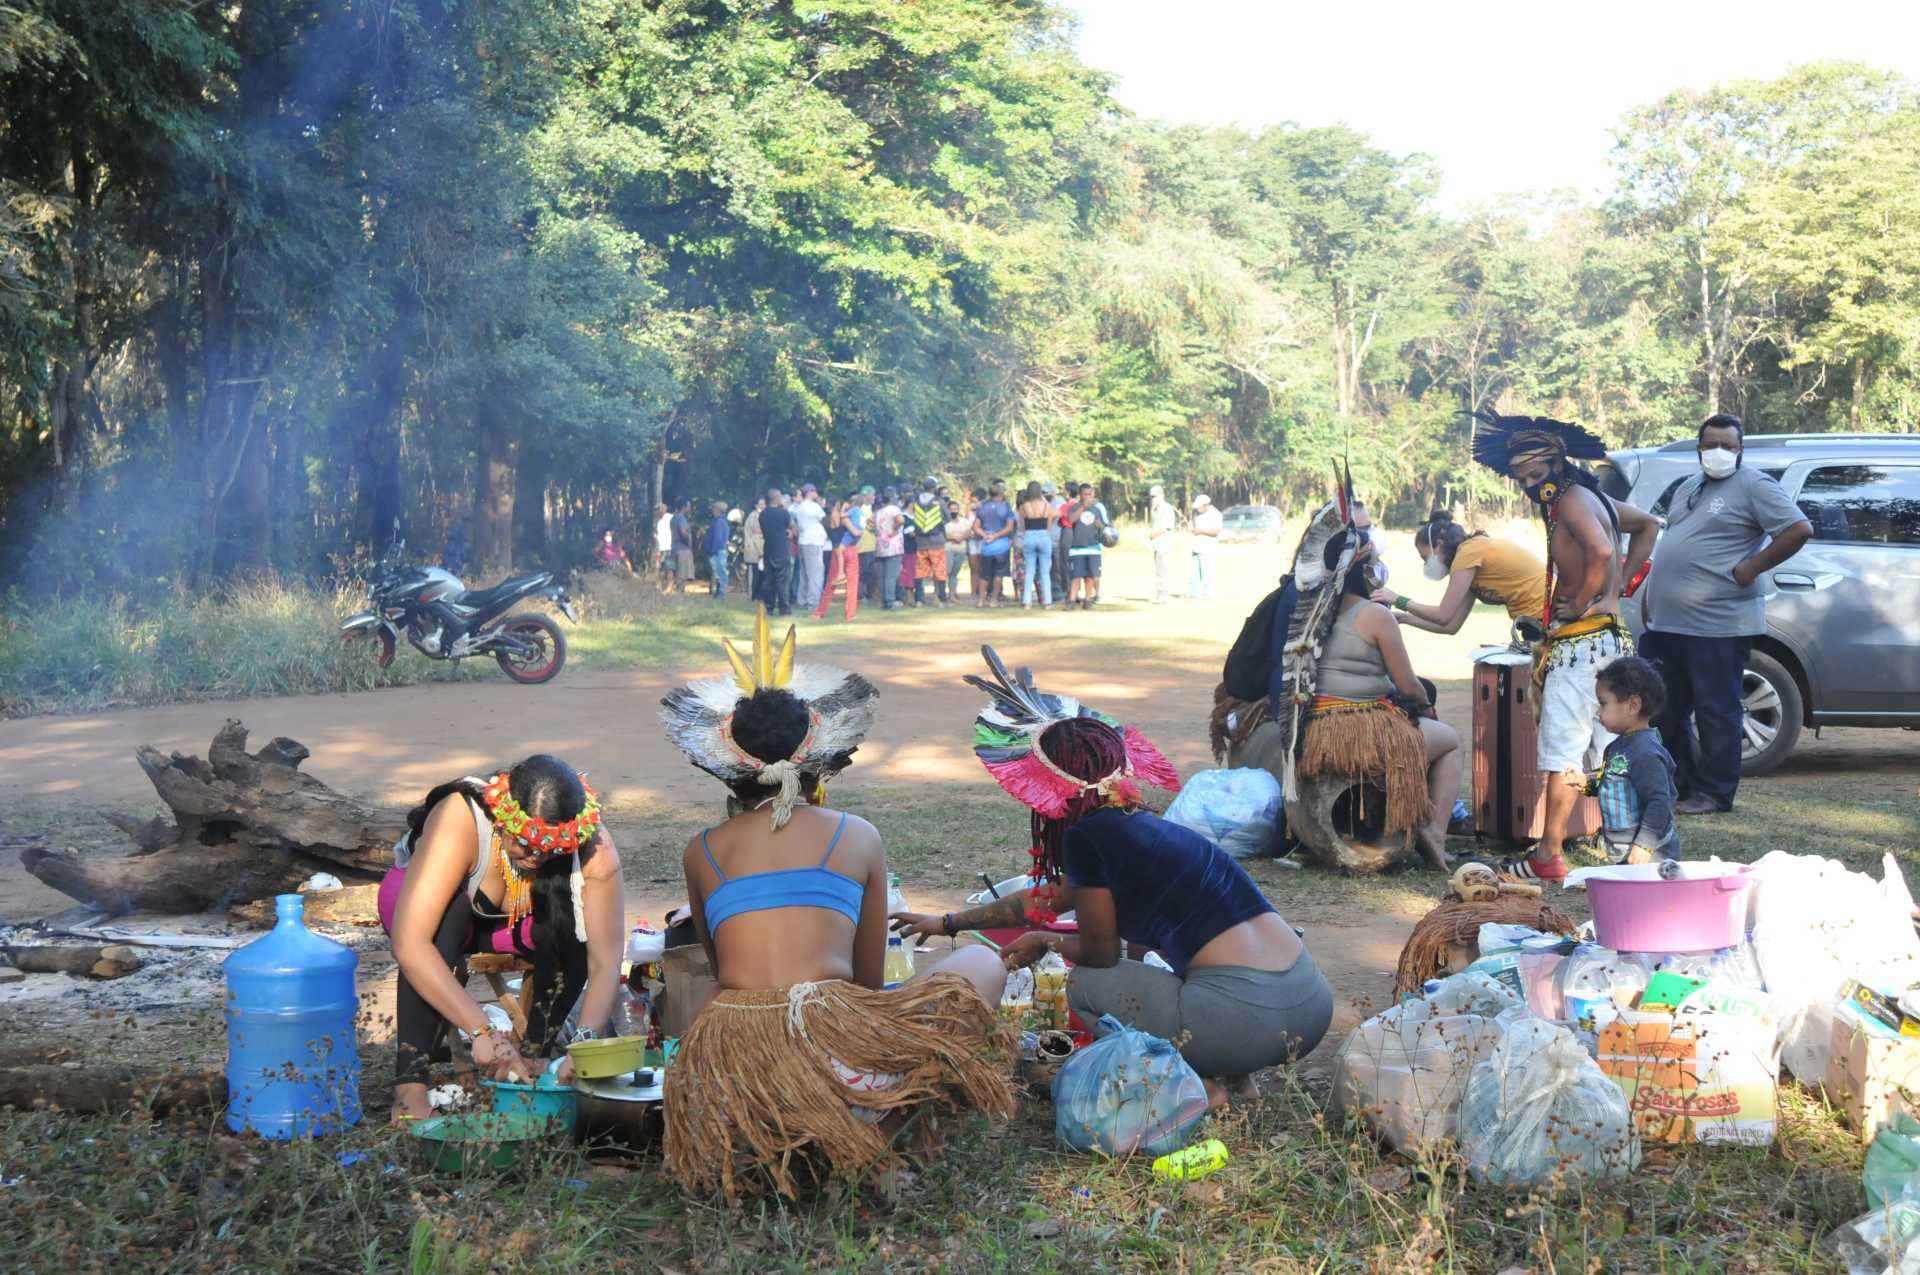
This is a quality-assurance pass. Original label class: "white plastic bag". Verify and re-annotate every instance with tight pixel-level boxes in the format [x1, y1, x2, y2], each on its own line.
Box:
[1052, 1015, 1210, 1156]
[1460, 1014, 1640, 1189]
[1557, 946, 1654, 1030]
[1748, 852, 1920, 1083]
[1162, 768, 1283, 860]
[1333, 972, 1517, 1154]
[1828, 1183, 1920, 1275]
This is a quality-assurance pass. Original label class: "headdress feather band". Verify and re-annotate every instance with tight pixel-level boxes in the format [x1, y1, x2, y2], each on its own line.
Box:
[966, 646, 1179, 818]
[660, 605, 878, 829]
[1469, 409, 1606, 474]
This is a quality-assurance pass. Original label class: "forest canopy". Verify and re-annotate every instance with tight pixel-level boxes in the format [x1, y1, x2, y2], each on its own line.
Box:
[4, 1, 1918, 594]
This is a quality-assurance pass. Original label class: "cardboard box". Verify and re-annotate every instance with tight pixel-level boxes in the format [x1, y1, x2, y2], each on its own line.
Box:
[1827, 999, 1920, 1142]
[659, 942, 718, 1038]
[1595, 998, 1779, 1146]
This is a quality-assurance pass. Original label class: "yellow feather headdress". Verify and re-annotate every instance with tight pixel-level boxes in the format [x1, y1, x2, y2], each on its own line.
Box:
[660, 604, 879, 828]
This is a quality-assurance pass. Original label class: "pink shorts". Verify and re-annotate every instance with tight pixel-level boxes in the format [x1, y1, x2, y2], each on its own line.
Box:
[376, 864, 533, 955]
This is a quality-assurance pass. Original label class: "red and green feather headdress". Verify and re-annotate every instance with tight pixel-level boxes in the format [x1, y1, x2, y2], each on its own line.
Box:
[966, 646, 1180, 818]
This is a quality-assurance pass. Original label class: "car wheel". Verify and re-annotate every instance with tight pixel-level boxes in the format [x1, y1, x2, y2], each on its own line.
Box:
[1739, 651, 1803, 776]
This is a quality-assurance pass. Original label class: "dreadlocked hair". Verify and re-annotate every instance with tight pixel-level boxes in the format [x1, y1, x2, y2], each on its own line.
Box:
[403, 754, 598, 1051]
[1028, 717, 1136, 908]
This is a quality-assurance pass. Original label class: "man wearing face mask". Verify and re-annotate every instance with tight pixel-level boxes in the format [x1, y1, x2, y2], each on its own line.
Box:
[1638, 415, 1812, 815]
[1470, 412, 1658, 881]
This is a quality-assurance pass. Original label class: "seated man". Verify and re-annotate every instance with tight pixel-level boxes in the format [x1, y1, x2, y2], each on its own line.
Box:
[658, 608, 1011, 1200]
[894, 650, 1334, 1108]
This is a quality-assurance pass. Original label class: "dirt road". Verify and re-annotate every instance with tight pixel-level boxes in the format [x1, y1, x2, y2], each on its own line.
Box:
[3, 540, 1914, 1067]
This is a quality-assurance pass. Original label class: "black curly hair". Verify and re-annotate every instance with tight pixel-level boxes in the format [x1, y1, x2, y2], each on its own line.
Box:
[722, 687, 854, 806]
[1597, 655, 1667, 722]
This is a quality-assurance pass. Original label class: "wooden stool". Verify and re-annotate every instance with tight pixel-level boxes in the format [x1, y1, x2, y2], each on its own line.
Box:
[1290, 773, 1419, 873]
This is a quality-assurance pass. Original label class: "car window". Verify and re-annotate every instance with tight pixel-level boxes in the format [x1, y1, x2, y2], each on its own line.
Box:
[1795, 465, 1920, 545]
[1649, 477, 1688, 519]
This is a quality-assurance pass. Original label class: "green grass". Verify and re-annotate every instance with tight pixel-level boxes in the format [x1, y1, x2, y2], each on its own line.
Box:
[0, 1063, 1869, 1273]
[0, 574, 733, 717]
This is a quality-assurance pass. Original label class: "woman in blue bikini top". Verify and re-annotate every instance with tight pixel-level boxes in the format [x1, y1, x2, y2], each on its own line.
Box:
[658, 608, 1011, 1198]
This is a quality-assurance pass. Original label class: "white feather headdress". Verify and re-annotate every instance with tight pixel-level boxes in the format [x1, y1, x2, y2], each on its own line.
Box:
[659, 605, 878, 828]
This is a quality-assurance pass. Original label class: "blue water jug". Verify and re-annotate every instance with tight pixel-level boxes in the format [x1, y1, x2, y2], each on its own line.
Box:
[223, 893, 362, 1137]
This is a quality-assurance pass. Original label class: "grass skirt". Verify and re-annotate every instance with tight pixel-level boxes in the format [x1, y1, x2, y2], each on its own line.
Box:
[1298, 698, 1429, 836]
[663, 975, 1014, 1199]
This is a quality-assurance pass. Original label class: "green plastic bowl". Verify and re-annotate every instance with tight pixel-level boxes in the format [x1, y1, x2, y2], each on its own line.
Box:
[410, 1111, 554, 1173]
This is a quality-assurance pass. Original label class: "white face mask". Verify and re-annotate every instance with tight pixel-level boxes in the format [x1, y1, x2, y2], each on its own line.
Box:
[1423, 552, 1449, 582]
[1700, 447, 1740, 480]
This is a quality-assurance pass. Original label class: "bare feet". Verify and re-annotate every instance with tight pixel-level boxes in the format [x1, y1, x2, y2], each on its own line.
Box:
[1201, 1075, 1261, 1110]
[391, 1082, 432, 1123]
[1414, 827, 1451, 872]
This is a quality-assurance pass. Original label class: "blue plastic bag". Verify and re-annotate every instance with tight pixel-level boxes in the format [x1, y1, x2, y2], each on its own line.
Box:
[1162, 768, 1283, 860]
[1052, 1015, 1210, 1157]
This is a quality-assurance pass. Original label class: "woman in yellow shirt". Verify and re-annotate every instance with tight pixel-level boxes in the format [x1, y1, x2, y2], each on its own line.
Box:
[1375, 509, 1546, 633]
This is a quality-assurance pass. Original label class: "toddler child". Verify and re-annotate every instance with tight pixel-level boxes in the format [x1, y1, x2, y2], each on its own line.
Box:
[1591, 656, 1681, 865]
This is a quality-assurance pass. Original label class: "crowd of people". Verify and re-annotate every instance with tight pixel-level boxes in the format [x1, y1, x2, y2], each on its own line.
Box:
[1215, 409, 1811, 884]
[594, 478, 1234, 617]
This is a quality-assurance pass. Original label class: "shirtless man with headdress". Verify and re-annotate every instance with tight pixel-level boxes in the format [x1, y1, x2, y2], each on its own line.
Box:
[1470, 411, 1657, 881]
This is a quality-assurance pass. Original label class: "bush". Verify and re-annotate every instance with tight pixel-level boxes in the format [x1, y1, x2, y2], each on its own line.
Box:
[0, 577, 481, 715]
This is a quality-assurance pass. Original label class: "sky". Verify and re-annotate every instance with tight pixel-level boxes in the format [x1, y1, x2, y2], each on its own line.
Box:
[1065, 0, 1920, 209]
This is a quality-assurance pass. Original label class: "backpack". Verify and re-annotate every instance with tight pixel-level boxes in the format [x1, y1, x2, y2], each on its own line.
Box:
[1221, 581, 1288, 701]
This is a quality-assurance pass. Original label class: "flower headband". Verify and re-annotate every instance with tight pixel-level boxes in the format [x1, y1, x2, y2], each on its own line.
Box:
[481, 771, 602, 858]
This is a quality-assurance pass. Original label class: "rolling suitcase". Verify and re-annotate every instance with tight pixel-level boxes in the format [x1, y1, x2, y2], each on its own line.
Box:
[1472, 649, 1600, 848]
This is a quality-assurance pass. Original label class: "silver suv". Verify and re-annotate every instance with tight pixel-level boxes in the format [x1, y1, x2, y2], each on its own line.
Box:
[1599, 433, 1920, 775]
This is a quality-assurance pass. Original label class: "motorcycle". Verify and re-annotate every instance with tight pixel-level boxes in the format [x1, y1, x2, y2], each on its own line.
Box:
[340, 540, 577, 684]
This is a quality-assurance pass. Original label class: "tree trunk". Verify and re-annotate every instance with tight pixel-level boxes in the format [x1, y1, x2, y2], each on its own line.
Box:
[1851, 354, 1867, 429]
[475, 396, 517, 572]
[1698, 242, 1721, 417]
[514, 443, 548, 564]
[17, 721, 405, 915]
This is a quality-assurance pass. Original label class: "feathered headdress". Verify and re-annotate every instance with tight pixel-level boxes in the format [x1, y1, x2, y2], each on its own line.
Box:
[1272, 465, 1365, 803]
[1469, 409, 1607, 475]
[966, 646, 1179, 819]
[659, 605, 878, 829]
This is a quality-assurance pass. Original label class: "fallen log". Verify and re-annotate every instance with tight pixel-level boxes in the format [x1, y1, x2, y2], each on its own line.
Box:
[229, 883, 383, 928]
[0, 1048, 226, 1116]
[20, 720, 404, 915]
[0, 943, 142, 979]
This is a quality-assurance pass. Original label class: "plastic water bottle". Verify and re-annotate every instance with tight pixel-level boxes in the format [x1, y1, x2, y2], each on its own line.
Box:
[223, 894, 361, 1138]
[885, 872, 907, 917]
[883, 934, 915, 988]
[1152, 1138, 1230, 1181]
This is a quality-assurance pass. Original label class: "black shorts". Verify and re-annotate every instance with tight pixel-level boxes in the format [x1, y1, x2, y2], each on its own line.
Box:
[1068, 553, 1102, 580]
[979, 552, 1010, 582]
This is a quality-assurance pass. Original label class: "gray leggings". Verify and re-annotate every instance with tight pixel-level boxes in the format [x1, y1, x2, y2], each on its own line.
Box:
[1067, 951, 1334, 1078]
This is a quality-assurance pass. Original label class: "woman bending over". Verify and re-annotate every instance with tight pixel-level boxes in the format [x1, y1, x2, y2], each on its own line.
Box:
[894, 652, 1333, 1108]
[379, 755, 626, 1120]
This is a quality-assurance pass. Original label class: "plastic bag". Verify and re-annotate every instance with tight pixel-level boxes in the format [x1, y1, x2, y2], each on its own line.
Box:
[1869, 1115, 1920, 1211]
[1749, 851, 1920, 1083]
[1558, 946, 1653, 1030]
[1161, 768, 1283, 860]
[1460, 1014, 1640, 1188]
[1333, 972, 1517, 1154]
[1052, 1014, 1210, 1157]
[1656, 943, 1765, 993]
[1828, 1182, 1920, 1275]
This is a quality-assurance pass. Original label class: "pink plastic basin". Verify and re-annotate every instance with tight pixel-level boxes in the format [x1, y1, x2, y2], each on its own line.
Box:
[1588, 868, 1754, 953]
